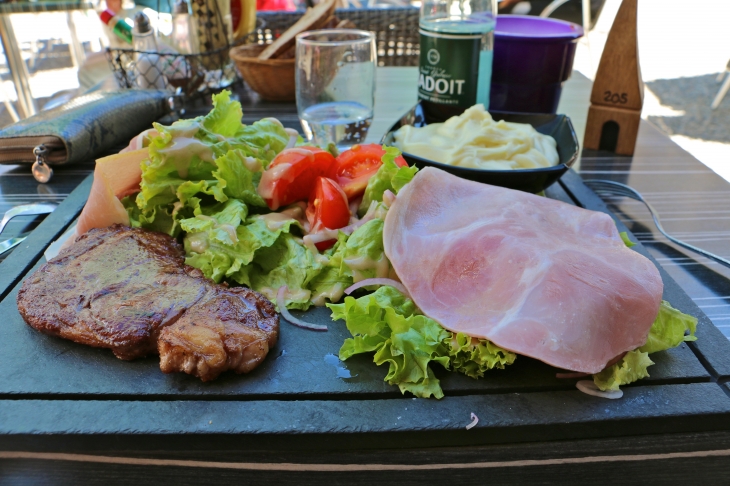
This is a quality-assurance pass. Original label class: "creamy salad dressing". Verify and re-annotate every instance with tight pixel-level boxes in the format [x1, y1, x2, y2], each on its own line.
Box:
[260, 286, 311, 303]
[256, 203, 307, 231]
[186, 233, 209, 253]
[244, 156, 263, 172]
[167, 120, 202, 139]
[157, 138, 215, 178]
[344, 253, 391, 282]
[311, 283, 346, 306]
[257, 162, 295, 205]
[192, 215, 239, 244]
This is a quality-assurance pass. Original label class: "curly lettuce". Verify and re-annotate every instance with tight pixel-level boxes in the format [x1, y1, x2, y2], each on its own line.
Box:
[130, 91, 287, 236]
[593, 300, 698, 391]
[329, 286, 516, 399]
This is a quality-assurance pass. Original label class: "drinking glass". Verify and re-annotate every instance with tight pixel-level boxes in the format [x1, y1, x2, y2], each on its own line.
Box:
[295, 30, 377, 149]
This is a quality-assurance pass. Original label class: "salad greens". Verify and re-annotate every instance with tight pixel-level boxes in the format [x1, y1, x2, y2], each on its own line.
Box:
[329, 286, 516, 399]
[123, 90, 418, 310]
[331, 287, 697, 398]
[593, 300, 697, 391]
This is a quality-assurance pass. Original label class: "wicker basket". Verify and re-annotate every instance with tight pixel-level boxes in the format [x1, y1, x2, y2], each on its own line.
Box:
[256, 7, 419, 67]
[107, 8, 418, 105]
[229, 44, 295, 101]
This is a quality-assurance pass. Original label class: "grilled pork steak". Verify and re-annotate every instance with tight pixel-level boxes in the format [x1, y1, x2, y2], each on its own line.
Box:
[17, 225, 278, 381]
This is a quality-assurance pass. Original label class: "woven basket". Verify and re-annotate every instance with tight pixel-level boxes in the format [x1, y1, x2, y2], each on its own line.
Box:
[256, 7, 420, 67]
[229, 44, 295, 101]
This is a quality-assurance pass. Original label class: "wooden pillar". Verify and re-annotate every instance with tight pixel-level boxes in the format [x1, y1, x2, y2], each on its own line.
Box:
[583, 0, 642, 155]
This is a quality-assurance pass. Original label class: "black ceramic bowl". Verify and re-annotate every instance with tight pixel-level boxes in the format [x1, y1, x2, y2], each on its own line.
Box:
[381, 102, 579, 193]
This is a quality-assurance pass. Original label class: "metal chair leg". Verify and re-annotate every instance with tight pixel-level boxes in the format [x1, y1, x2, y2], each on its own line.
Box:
[540, 0, 591, 30]
[711, 69, 730, 110]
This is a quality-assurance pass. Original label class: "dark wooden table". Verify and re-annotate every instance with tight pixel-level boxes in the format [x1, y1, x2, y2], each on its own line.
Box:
[1, 70, 730, 485]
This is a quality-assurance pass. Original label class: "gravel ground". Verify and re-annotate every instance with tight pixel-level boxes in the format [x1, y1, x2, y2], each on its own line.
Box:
[646, 73, 730, 144]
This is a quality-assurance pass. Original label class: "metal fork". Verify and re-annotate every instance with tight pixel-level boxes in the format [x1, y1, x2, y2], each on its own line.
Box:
[584, 179, 730, 268]
[0, 203, 58, 236]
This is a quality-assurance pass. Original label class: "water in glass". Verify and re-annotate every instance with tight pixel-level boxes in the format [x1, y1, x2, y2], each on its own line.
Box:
[296, 30, 376, 150]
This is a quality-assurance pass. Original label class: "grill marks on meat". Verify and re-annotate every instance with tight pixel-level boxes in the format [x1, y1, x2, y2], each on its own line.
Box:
[17, 225, 278, 381]
[158, 287, 278, 381]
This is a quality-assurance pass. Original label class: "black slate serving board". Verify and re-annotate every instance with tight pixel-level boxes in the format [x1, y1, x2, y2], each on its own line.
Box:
[2, 170, 730, 483]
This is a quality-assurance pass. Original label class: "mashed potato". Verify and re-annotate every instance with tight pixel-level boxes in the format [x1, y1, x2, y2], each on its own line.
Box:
[393, 104, 559, 170]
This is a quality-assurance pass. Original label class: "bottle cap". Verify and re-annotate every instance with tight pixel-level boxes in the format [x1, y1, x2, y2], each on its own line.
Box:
[173, 0, 190, 14]
[99, 9, 115, 25]
[134, 12, 152, 34]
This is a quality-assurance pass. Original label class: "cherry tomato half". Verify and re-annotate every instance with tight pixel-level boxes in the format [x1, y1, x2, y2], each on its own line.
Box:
[329, 144, 407, 199]
[257, 146, 336, 210]
[306, 177, 350, 251]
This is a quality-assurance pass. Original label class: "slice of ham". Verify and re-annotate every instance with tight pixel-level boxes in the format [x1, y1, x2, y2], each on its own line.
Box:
[75, 148, 148, 236]
[383, 167, 663, 374]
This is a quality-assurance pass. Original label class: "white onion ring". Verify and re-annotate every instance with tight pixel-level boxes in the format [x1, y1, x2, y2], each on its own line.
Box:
[576, 380, 623, 399]
[276, 286, 328, 332]
[465, 412, 479, 430]
[345, 279, 410, 298]
[284, 132, 298, 150]
[556, 372, 590, 379]
[302, 216, 373, 248]
[383, 190, 396, 208]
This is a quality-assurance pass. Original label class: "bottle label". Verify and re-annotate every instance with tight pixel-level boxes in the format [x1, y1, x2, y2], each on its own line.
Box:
[418, 29, 482, 108]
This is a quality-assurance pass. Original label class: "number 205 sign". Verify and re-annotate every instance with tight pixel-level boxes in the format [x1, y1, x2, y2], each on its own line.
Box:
[604, 91, 628, 104]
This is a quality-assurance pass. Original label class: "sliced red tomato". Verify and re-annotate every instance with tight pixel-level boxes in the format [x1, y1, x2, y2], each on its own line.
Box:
[257, 146, 336, 210]
[306, 177, 350, 251]
[329, 144, 407, 199]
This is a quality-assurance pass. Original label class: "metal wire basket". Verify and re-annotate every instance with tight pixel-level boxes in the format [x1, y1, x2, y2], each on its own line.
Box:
[106, 7, 419, 99]
[106, 19, 265, 97]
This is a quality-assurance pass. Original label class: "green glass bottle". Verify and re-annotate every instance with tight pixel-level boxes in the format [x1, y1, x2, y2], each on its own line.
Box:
[418, 0, 497, 121]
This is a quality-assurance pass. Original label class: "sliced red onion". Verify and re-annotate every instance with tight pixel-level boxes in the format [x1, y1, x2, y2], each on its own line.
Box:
[465, 412, 479, 430]
[276, 286, 328, 332]
[383, 189, 396, 208]
[556, 372, 590, 379]
[345, 278, 410, 298]
[576, 380, 623, 399]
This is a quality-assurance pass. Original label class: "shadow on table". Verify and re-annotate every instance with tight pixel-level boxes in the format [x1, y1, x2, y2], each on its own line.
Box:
[646, 73, 730, 144]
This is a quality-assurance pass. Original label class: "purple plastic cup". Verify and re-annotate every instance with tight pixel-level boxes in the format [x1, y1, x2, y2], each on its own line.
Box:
[489, 15, 584, 114]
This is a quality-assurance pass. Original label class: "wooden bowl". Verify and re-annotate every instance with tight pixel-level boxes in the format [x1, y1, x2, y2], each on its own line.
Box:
[229, 44, 295, 101]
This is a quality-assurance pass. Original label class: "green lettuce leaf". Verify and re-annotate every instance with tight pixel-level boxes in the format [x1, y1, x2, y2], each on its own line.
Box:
[592, 349, 654, 392]
[133, 90, 286, 232]
[330, 286, 514, 399]
[307, 232, 352, 306]
[593, 300, 698, 391]
[235, 119, 291, 165]
[374, 310, 451, 399]
[212, 149, 267, 207]
[240, 232, 324, 310]
[447, 333, 516, 379]
[339, 218, 390, 281]
[306, 215, 392, 307]
[200, 90, 243, 138]
[182, 206, 301, 285]
[639, 300, 698, 354]
[619, 231, 636, 248]
[359, 146, 418, 216]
